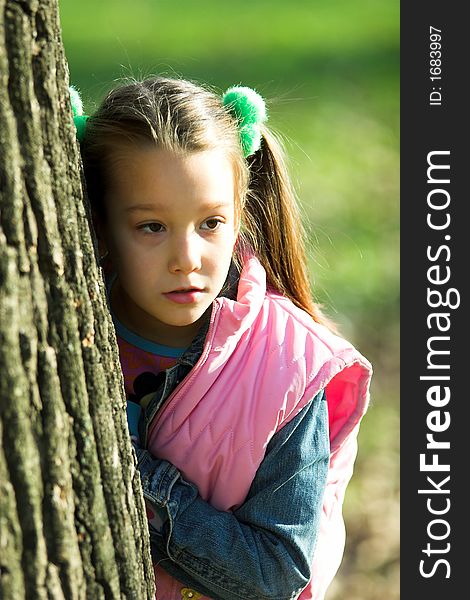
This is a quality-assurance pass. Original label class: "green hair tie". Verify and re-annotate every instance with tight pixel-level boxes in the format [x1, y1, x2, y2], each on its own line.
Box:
[69, 85, 89, 142]
[222, 86, 267, 157]
[69, 83, 267, 152]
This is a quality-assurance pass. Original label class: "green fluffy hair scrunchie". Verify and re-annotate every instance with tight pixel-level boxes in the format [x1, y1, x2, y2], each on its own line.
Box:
[69, 85, 88, 142]
[222, 86, 267, 157]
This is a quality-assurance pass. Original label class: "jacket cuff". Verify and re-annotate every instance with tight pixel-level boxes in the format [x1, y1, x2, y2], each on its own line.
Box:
[133, 446, 182, 534]
[134, 447, 180, 506]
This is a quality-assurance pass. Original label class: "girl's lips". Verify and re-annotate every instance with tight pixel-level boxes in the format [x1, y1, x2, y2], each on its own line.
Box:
[163, 289, 204, 304]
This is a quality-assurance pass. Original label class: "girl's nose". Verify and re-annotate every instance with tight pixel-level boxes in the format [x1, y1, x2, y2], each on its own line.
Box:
[168, 234, 202, 274]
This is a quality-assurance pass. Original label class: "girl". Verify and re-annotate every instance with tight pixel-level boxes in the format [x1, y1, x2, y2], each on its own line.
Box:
[73, 77, 371, 600]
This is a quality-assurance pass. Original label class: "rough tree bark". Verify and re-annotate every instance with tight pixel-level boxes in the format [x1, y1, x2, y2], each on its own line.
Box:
[0, 1, 155, 598]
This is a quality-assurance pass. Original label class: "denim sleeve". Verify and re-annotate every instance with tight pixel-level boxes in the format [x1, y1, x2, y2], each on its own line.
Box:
[135, 390, 329, 600]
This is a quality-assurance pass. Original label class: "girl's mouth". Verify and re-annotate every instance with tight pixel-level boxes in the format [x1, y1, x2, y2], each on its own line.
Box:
[163, 288, 204, 304]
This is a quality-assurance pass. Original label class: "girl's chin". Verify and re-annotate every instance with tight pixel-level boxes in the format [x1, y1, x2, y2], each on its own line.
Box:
[160, 306, 211, 328]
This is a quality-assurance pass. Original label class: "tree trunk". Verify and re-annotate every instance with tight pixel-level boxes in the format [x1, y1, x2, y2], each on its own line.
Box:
[0, 1, 155, 598]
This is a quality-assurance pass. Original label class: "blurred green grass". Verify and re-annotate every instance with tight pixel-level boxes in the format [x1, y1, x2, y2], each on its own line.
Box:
[60, 1, 399, 598]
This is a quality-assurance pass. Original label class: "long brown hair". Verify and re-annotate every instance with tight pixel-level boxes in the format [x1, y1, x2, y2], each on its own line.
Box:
[80, 76, 332, 327]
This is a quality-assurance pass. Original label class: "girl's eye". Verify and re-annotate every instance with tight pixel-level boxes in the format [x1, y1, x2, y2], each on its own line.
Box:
[201, 218, 223, 231]
[139, 222, 165, 234]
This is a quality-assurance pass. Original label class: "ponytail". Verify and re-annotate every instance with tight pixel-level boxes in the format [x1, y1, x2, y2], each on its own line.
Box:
[239, 128, 335, 330]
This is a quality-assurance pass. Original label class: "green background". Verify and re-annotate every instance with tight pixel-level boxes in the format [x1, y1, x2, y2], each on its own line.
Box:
[60, 1, 399, 598]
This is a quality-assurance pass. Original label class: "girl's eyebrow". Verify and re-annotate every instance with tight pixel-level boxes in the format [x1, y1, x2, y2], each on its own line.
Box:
[124, 203, 166, 213]
[124, 201, 232, 214]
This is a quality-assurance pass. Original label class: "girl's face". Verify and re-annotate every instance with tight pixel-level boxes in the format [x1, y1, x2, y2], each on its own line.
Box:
[100, 147, 239, 347]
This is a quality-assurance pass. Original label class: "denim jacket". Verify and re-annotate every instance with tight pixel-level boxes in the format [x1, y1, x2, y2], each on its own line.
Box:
[129, 300, 330, 599]
[134, 386, 328, 600]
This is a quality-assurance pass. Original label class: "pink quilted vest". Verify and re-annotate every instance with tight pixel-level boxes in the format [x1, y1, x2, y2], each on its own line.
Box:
[147, 256, 372, 600]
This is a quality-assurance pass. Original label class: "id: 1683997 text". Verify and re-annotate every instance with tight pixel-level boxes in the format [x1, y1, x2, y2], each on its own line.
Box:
[429, 26, 442, 106]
